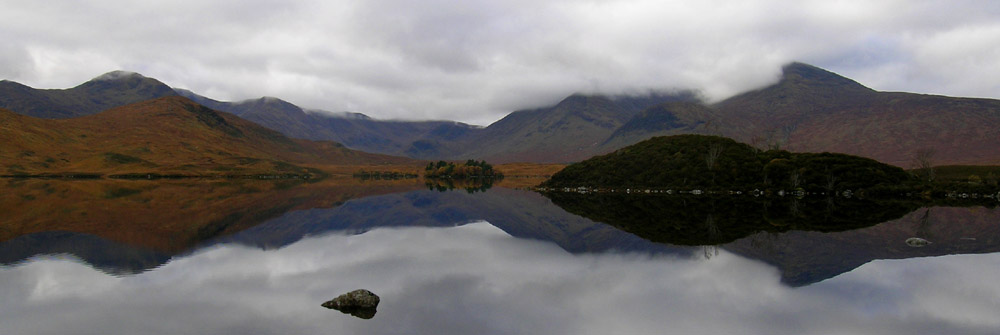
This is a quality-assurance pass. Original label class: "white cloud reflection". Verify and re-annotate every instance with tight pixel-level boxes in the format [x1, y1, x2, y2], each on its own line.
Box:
[1, 222, 999, 335]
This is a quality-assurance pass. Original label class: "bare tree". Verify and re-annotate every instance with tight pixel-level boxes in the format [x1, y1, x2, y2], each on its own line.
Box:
[705, 143, 723, 170]
[824, 166, 838, 193]
[916, 208, 933, 239]
[779, 124, 797, 149]
[913, 148, 936, 182]
[825, 174, 838, 192]
[703, 214, 720, 259]
[703, 119, 723, 136]
[789, 171, 801, 189]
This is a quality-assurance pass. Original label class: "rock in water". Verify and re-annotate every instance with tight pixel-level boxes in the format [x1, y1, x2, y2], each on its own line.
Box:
[322, 289, 380, 319]
[906, 237, 931, 247]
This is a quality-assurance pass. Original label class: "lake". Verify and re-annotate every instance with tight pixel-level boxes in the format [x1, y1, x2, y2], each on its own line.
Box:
[2, 177, 999, 334]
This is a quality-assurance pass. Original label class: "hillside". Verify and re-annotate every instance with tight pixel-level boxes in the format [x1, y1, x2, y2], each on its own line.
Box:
[542, 134, 909, 192]
[0, 71, 178, 119]
[433, 92, 702, 163]
[0, 96, 415, 175]
[714, 63, 1000, 166]
[176, 89, 480, 157]
[600, 101, 720, 150]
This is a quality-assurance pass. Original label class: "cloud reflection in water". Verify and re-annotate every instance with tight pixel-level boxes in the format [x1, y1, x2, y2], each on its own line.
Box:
[1, 222, 999, 335]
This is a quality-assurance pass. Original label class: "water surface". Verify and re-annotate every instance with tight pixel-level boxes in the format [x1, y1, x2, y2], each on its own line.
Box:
[1, 178, 999, 334]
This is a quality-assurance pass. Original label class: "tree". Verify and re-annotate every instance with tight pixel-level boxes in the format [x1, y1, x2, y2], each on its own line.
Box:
[913, 148, 936, 182]
[705, 142, 723, 170]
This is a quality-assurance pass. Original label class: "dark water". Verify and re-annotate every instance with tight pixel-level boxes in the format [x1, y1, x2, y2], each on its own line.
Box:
[2, 178, 1000, 334]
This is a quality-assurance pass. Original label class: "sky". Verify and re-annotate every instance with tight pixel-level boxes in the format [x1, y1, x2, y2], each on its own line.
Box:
[2, 0, 1000, 125]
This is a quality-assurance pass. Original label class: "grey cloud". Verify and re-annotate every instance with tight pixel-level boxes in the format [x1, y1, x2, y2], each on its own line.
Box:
[1, 0, 1000, 124]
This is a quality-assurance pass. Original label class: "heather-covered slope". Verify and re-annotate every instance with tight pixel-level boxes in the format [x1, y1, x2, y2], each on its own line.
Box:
[0, 96, 414, 175]
[714, 63, 1000, 166]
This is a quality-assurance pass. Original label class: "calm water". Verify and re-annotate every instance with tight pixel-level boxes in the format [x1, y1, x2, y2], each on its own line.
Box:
[1, 178, 999, 334]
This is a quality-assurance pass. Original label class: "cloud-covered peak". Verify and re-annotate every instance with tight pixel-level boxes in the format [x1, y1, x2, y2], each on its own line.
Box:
[91, 70, 144, 82]
[779, 62, 874, 91]
[306, 109, 373, 120]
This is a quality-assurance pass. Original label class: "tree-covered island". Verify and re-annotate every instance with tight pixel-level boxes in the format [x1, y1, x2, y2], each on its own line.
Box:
[541, 135, 917, 196]
[424, 160, 503, 179]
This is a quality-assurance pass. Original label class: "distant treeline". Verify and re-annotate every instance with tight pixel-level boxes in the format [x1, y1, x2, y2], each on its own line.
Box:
[425, 160, 502, 179]
[353, 170, 419, 180]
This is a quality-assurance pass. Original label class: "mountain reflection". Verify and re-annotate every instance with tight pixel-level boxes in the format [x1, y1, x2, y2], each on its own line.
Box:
[0, 179, 683, 275]
[540, 191, 1000, 285]
[3, 223, 1000, 335]
[0, 177, 425, 274]
[4, 178, 1000, 288]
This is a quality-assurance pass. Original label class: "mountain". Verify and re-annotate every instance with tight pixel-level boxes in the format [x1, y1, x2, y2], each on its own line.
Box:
[176, 89, 480, 157]
[180, 88, 702, 163]
[0, 71, 178, 118]
[422, 92, 704, 163]
[6, 64, 1000, 166]
[714, 62, 1000, 166]
[183, 64, 997, 166]
[600, 101, 720, 150]
[0, 96, 414, 175]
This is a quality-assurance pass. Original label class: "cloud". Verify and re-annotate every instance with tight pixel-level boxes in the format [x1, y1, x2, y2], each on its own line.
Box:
[1, 0, 999, 124]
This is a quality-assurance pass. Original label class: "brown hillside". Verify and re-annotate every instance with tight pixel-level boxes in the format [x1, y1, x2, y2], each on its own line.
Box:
[715, 63, 1000, 166]
[0, 96, 416, 175]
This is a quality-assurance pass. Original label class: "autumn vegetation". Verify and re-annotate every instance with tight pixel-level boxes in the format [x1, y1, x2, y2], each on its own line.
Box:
[424, 160, 502, 179]
[0, 97, 417, 178]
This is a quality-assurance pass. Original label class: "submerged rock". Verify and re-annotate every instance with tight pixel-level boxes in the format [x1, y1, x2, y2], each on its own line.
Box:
[322, 289, 380, 319]
[906, 237, 931, 247]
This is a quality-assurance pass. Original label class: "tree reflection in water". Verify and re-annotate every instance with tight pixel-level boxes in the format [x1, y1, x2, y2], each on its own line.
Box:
[540, 192, 921, 246]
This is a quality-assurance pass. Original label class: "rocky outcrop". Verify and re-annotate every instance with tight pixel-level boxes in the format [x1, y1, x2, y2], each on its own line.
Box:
[322, 289, 380, 319]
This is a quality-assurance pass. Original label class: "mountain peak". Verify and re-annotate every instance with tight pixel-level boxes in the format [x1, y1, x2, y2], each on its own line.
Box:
[236, 96, 293, 106]
[779, 62, 872, 92]
[78, 70, 175, 95]
[91, 70, 145, 82]
[306, 109, 373, 120]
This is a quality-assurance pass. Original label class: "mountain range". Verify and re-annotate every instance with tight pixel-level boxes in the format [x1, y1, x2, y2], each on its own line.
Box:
[177, 88, 704, 162]
[0, 96, 412, 175]
[2, 63, 999, 166]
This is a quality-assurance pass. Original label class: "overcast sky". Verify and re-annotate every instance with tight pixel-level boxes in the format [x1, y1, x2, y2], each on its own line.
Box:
[2, 0, 1000, 125]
